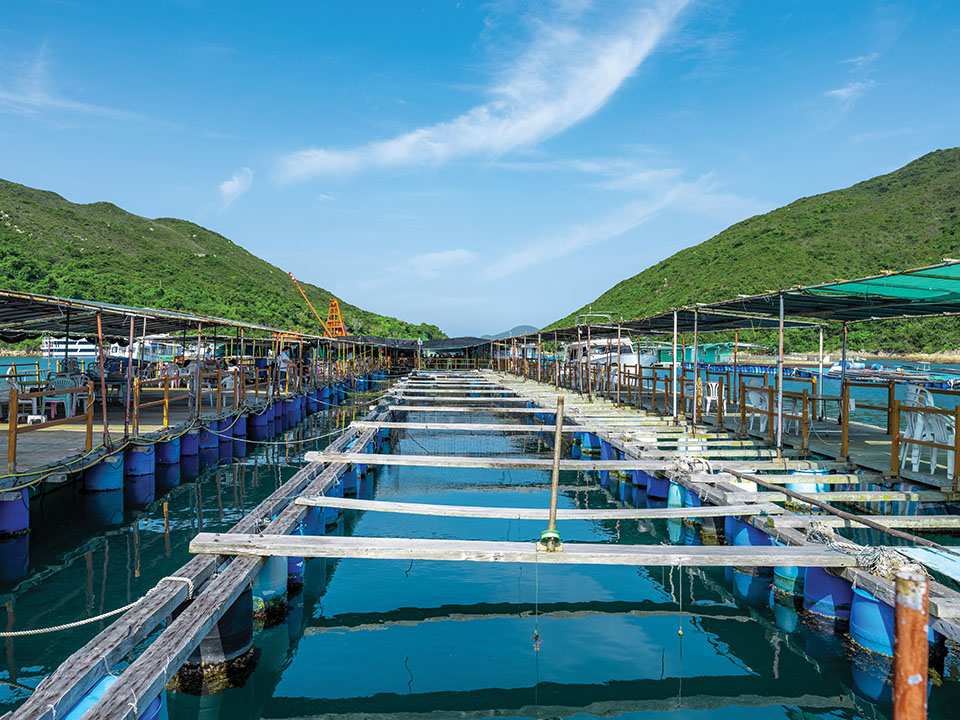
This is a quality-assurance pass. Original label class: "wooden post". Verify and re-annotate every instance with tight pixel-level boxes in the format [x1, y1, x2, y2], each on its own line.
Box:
[85, 382, 94, 450]
[841, 381, 850, 459]
[893, 572, 928, 720]
[887, 380, 896, 435]
[216, 367, 223, 413]
[541, 395, 564, 552]
[586, 324, 592, 400]
[163, 377, 170, 428]
[891, 399, 901, 476]
[739, 377, 746, 437]
[716, 375, 724, 425]
[616, 323, 622, 407]
[767, 385, 775, 443]
[776, 291, 784, 454]
[692, 309, 699, 425]
[801, 387, 809, 453]
[7, 386, 17, 472]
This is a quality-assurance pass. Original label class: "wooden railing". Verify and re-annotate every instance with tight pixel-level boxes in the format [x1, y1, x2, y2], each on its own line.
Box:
[6, 383, 94, 472]
[890, 400, 960, 488]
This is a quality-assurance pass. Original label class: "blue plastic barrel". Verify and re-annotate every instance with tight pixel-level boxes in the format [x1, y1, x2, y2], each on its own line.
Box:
[198, 425, 218, 450]
[773, 563, 805, 596]
[803, 567, 853, 621]
[124, 444, 155, 477]
[63, 675, 162, 720]
[233, 413, 247, 438]
[155, 436, 181, 465]
[632, 470, 649, 490]
[571, 433, 583, 459]
[84, 453, 124, 492]
[732, 567, 771, 606]
[199, 446, 219, 470]
[180, 429, 199, 457]
[181, 586, 252, 665]
[850, 586, 895, 656]
[307, 391, 319, 414]
[253, 556, 288, 612]
[217, 417, 234, 441]
[0, 489, 29, 537]
[646, 474, 669, 500]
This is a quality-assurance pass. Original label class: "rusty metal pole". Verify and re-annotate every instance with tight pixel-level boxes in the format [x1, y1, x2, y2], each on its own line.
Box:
[124, 316, 135, 438]
[894, 571, 928, 720]
[616, 322, 622, 407]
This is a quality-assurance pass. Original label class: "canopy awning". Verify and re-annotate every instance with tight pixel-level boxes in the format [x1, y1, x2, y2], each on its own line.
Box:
[0, 289, 323, 342]
[708, 260, 960, 323]
[341, 335, 491, 352]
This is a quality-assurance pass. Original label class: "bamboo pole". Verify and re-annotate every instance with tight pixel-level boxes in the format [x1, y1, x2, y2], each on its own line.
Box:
[541, 395, 565, 552]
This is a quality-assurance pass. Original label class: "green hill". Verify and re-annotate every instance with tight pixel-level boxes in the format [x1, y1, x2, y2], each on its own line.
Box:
[550, 148, 960, 353]
[0, 179, 444, 340]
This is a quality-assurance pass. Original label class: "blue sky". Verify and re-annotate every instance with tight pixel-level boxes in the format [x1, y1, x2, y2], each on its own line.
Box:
[1, 1, 958, 336]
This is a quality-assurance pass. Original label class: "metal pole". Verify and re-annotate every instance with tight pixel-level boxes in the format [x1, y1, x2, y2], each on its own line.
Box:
[840, 322, 848, 426]
[124, 316, 135, 438]
[672, 309, 678, 424]
[64, 307, 70, 369]
[893, 572, 928, 720]
[586, 324, 592, 400]
[541, 395, 564, 552]
[777, 292, 785, 454]
[537, 332, 542, 382]
[554, 330, 559, 387]
[818, 325, 825, 420]
[692, 310, 699, 425]
[616, 322, 622, 407]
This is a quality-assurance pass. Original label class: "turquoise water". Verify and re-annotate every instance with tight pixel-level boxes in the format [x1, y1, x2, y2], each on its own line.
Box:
[4, 389, 960, 718]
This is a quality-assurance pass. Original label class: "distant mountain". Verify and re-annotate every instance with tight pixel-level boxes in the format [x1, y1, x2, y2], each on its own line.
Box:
[549, 148, 960, 353]
[481, 324, 539, 340]
[0, 178, 446, 339]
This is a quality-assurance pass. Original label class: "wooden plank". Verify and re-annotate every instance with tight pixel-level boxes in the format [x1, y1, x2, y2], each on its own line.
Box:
[687, 472, 883, 486]
[725, 489, 953, 503]
[772, 515, 960, 530]
[900, 547, 960, 583]
[391, 388, 518, 395]
[294, 495, 784, 520]
[304, 451, 852, 473]
[190, 533, 859, 567]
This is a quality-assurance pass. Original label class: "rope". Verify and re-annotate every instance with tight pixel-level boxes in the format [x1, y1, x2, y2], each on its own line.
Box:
[0, 576, 195, 637]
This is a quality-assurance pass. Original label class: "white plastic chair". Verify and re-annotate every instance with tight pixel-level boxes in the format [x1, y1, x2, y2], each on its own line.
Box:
[747, 388, 769, 432]
[703, 381, 720, 417]
[924, 412, 955, 477]
[0, 379, 35, 419]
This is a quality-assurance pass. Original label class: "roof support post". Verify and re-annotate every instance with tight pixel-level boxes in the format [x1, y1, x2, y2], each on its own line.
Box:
[776, 292, 785, 455]
[692, 309, 699, 425]
[125, 315, 135, 438]
[64, 307, 71, 367]
[672, 309, 678, 425]
[817, 326, 824, 420]
[840, 322, 848, 426]
[586, 323, 592, 401]
[616, 323, 622, 407]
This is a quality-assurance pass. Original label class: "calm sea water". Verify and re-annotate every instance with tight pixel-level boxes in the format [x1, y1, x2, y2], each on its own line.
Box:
[3, 381, 960, 718]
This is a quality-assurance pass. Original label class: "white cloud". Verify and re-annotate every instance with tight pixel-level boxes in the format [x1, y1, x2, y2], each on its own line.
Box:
[402, 249, 477, 278]
[218, 168, 254, 209]
[840, 52, 879, 70]
[825, 80, 875, 102]
[316, 193, 337, 202]
[483, 169, 767, 279]
[276, 0, 689, 181]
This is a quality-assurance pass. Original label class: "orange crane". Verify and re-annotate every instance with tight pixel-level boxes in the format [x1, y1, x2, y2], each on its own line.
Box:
[288, 272, 348, 337]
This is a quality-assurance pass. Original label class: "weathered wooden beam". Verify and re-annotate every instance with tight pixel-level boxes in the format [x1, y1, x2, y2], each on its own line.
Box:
[303, 451, 852, 473]
[189, 533, 859, 567]
[294, 495, 784, 520]
[391, 396, 531, 403]
[725, 489, 953, 504]
[772, 515, 960, 530]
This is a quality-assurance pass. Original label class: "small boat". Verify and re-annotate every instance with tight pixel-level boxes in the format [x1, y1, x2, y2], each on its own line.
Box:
[563, 338, 656, 380]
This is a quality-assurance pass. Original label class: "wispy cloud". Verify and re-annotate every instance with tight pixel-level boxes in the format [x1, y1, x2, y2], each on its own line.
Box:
[400, 249, 477, 279]
[0, 44, 173, 128]
[276, 0, 690, 182]
[316, 193, 337, 202]
[840, 51, 879, 70]
[821, 79, 875, 129]
[218, 168, 254, 209]
[483, 169, 767, 279]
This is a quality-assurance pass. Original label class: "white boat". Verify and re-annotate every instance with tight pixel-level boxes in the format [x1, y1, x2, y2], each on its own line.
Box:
[41, 335, 98, 360]
[109, 336, 182, 364]
[563, 338, 657, 380]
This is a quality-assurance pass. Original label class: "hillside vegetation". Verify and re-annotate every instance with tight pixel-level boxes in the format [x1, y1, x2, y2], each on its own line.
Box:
[0, 179, 444, 340]
[551, 148, 960, 353]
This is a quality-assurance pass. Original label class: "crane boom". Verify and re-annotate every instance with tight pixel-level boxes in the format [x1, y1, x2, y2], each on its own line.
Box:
[288, 272, 330, 335]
